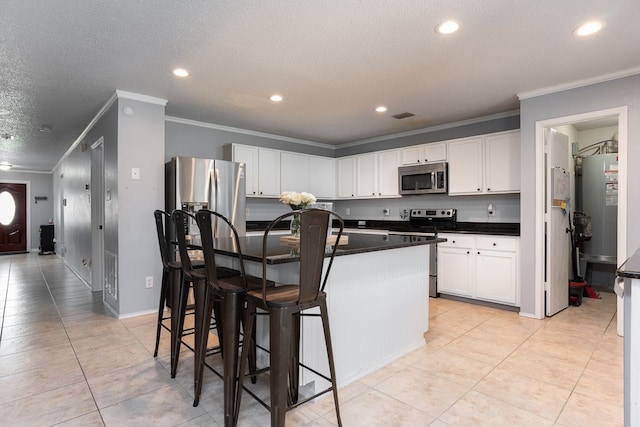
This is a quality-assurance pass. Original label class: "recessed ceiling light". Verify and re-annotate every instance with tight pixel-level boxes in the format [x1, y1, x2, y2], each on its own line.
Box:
[0, 133, 14, 140]
[375, 106, 387, 113]
[0, 162, 12, 171]
[270, 94, 283, 102]
[436, 20, 459, 35]
[39, 124, 52, 132]
[574, 21, 603, 36]
[172, 68, 189, 77]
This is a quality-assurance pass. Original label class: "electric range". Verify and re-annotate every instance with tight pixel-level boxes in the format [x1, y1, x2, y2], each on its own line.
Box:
[388, 208, 456, 298]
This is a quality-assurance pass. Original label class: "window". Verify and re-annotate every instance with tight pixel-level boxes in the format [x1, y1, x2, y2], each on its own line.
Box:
[0, 191, 16, 225]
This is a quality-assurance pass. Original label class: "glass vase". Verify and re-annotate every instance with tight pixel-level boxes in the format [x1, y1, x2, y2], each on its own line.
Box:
[290, 212, 301, 237]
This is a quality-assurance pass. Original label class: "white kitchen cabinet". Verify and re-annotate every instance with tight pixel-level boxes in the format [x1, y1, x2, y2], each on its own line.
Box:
[447, 137, 484, 194]
[256, 148, 281, 197]
[475, 236, 518, 305]
[232, 144, 259, 196]
[437, 235, 474, 297]
[400, 142, 447, 165]
[438, 233, 519, 306]
[309, 156, 335, 199]
[448, 131, 520, 196]
[377, 149, 400, 197]
[356, 153, 377, 197]
[281, 152, 310, 193]
[484, 131, 520, 193]
[337, 156, 356, 198]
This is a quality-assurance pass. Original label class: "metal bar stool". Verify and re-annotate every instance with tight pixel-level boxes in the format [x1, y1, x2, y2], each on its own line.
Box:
[171, 209, 240, 403]
[195, 209, 273, 426]
[152, 210, 199, 377]
[234, 208, 344, 427]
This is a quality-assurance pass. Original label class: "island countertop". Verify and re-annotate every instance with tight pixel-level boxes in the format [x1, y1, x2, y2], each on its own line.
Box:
[204, 232, 444, 264]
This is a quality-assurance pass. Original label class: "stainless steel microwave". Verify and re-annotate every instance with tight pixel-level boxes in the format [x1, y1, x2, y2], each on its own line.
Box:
[398, 162, 448, 195]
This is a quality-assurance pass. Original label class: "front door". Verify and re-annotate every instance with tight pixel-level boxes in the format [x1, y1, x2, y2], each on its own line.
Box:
[0, 183, 27, 253]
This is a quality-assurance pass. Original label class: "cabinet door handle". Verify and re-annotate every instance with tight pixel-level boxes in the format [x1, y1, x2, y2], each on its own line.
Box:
[477, 188, 481, 191]
[452, 240, 456, 244]
[493, 243, 497, 246]
[466, 251, 470, 254]
[487, 188, 491, 191]
[477, 251, 480, 255]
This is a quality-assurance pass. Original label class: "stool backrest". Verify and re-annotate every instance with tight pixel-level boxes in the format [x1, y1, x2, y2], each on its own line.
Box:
[195, 209, 247, 289]
[171, 209, 198, 278]
[153, 210, 172, 269]
[263, 208, 344, 304]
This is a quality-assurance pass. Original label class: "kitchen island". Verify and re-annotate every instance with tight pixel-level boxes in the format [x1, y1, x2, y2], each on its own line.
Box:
[213, 232, 443, 388]
[616, 249, 640, 426]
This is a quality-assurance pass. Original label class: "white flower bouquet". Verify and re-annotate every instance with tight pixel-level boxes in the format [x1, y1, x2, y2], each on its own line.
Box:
[279, 191, 316, 210]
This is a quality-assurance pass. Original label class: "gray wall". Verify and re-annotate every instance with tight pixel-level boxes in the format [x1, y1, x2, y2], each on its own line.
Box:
[0, 171, 53, 251]
[54, 101, 119, 288]
[519, 73, 640, 317]
[165, 119, 335, 162]
[336, 115, 520, 157]
[117, 98, 165, 316]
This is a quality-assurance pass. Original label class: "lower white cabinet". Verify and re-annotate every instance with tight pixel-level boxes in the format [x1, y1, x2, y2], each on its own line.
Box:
[438, 233, 519, 306]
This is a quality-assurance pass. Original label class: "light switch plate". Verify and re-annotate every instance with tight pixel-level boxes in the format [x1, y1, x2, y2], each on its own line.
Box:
[131, 168, 140, 180]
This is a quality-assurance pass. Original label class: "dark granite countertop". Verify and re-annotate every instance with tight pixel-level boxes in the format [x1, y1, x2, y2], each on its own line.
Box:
[247, 220, 519, 236]
[617, 247, 640, 279]
[201, 233, 443, 265]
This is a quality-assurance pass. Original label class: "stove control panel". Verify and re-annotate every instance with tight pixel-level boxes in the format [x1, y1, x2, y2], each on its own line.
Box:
[410, 208, 456, 220]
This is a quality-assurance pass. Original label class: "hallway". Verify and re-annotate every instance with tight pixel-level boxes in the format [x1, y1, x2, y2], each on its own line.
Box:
[0, 253, 623, 426]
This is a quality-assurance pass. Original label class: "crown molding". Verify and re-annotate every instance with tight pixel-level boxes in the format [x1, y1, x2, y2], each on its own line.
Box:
[165, 116, 336, 150]
[518, 67, 640, 100]
[115, 90, 168, 106]
[336, 109, 521, 149]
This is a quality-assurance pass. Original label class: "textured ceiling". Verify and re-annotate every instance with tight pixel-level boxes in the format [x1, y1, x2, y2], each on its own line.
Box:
[1, 1, 640, 172]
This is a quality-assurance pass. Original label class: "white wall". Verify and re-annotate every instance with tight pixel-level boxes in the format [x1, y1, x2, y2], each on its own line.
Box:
[519, 73, 640, 317]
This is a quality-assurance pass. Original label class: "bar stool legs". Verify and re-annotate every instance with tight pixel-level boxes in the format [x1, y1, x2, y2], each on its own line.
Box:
[153, 268, 170, 357]
[235, 300, 342, 427]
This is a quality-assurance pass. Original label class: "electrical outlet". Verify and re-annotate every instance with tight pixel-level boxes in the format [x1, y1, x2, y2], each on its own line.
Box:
[145, 276, 153, 288]
[383, 208, 390, 216]
[399, 209, 409, 219]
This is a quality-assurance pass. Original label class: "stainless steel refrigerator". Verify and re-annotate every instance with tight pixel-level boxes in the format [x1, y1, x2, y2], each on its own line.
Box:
[165, 156, 246, 238]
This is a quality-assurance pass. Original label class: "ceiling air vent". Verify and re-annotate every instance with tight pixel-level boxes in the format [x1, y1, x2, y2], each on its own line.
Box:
[391, 112, 415, 119]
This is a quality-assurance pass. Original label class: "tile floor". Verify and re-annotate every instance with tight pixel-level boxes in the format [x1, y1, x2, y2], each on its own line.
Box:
[0, 253, 623, 426]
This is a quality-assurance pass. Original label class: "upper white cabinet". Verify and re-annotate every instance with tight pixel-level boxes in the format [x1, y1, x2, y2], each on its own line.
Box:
[281, 152, 310, 194]
[231, 144, 279, 197]
[484, 131, 521, 193]
[308, 156, 335, 199]
[448, 130, 520, 195]
[377, 149, 400, 197]
[337, 156, 356, 198]
[227, 144, 335, 199]
[356, 153, 377, 197]
[337, 150, 400, 199]
[448, 137, 484, 194]
[400, 142, 447, 165]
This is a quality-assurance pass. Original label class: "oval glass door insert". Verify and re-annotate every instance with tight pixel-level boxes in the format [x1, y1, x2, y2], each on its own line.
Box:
[0, 191, 16, 225]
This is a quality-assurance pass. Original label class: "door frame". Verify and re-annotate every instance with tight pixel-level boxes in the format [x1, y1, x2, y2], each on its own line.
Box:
[534, 106, 628, 325]
[91, 137, 105, 292]
[0, 179, 31, 251]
